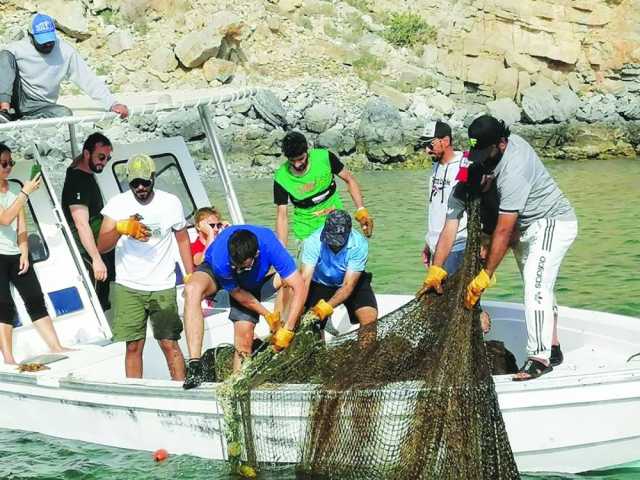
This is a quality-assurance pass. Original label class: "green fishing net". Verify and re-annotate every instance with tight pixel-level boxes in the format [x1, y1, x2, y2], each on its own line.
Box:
[216, 198, 520, 479]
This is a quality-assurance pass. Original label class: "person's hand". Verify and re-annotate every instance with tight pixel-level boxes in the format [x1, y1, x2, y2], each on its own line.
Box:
[272, 327, 295, 351]
[416, 265, 447, 298]
[197, 219, 214, 238]
[264, 311, 281, 334]
[92, 256, 107, 281]
[110, 103, 129, 119]
[22, 174, 42, 196]
[355, 207, 374, 238]
[18, 253, 29, 275]
[421, 244, 431, 268]
[465, 269, 496, 309]
[311, 299, 333, 320]
[116, 214, 150, 241]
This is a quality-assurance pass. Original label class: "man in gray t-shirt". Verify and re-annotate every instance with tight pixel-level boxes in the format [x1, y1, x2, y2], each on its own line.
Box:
[463, 115, 578, 381]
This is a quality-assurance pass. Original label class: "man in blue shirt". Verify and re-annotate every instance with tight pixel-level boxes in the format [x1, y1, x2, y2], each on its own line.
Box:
[301, 210, 378, 341]
[182, 225, 306, 389]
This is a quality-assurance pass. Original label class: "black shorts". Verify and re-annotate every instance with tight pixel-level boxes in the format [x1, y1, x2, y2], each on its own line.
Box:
[0, 254, 48, 325]
[196, 263, 276, 324]
[305, 272, 377, 325]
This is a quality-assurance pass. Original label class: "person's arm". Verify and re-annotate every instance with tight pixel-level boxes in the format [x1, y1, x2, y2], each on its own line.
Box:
[0, 177, 40, 225]
[432, 219, 460, 267]
[229, 288, 271, 318]
[337, 168, 365, 210]
[300, 263, 315, 291]
[484, 213, 518, 276]
[69, 205, 106, 280]
[275, 204, 289, 246]
[280, 270, 306, 330]
[16, 208, 29, 275]
[97, 216, 119, 253]
[174, 228, 195, 275]
[327, 270, 361, 308]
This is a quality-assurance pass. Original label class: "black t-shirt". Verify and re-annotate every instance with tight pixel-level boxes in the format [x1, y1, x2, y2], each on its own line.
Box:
[61, 167, 105, 242]
[273, 151, 344, 205]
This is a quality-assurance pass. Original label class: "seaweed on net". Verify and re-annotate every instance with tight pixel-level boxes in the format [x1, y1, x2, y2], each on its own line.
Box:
[216, 198, 520, 479]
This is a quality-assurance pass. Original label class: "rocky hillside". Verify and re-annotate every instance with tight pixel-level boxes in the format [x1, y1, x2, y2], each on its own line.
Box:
[1, 0, 640, 170]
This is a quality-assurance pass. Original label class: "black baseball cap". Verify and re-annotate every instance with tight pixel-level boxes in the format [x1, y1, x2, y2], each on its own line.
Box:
[418, 120, 452, 148]
[321, 210, 352, 249]
[467, 115, 509, 164]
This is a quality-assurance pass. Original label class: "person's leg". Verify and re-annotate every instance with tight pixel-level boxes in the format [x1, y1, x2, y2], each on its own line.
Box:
[21, 103, 72, 119]
[0, 50, 18, 118]
[0, 323, 16, 364]
[345, 272, 378, 347]
[184, 270, 217, 360]
[125, 339, 145, 378]
[148, 287, 186, 381]
[233, 320, 255, 372]
[0, 255, 18, 363]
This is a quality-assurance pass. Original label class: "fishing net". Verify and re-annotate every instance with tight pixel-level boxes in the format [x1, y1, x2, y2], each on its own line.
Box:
[216, 197, 520, 479]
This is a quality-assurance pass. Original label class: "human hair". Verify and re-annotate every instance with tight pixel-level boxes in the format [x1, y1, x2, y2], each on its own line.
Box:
[195, 206, 222, 225]
[0, 143, 11, 157]
[82, 132, 112, 155]
[281, 131, 308, 158]
[228, 229, 258, 265]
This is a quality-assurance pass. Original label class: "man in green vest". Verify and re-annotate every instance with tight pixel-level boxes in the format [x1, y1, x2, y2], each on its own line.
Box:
[274, 131, 373, 247]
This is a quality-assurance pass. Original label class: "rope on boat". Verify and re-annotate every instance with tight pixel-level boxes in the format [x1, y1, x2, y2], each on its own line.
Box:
[627, 352, 640, 362]
[0, 87, 260, 132]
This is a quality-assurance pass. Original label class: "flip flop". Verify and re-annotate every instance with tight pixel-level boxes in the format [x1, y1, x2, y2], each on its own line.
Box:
[513, 358, 553, 382]
[550, 344, 563, 367]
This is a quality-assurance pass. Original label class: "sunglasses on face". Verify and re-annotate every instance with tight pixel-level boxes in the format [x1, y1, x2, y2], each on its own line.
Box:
[97, 153, 112, 162]
[129, 178, 152, 189]
[209, 222, 225, 229]
[232, 257, 255, 273]
[0, 160, 15, 169]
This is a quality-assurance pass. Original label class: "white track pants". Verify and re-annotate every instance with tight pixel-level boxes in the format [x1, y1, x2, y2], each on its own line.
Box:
[513, 218, 578, 362]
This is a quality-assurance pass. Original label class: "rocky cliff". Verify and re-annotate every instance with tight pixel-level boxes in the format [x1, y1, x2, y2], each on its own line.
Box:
[1, 0, 640, 170]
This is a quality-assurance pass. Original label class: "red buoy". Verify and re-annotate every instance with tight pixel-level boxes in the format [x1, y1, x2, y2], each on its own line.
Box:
[153, 448, 169, 462]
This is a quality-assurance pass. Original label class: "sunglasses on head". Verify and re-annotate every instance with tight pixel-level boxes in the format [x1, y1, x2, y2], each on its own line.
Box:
[0, 160, 15, 169]
[129, 178, 152, 189]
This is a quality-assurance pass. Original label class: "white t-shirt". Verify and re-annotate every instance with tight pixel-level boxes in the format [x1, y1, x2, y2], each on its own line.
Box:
[426, 151, 467, 253]
[101, 190, 186, 291]
[0, 183, 20, 255]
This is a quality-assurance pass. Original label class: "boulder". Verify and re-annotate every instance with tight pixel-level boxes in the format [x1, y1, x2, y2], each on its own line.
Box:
[616, 95, 640, 120]
[304, 103, 339, 133]
[203, 58, 236, 84]
[521, 85, 557, 123]
[107, 30, 134, 56]
[486, 98, 522, 127]
[369, 82, 410, 111]
[494, 68, 519, 100]
[427, 93, 455, 116]
[158, 111, 204, 140]
[38, 0, 90, 40]
[149, 47, 178, 73]
[253, 90, 288, 128]
[175, 30, 224, 68]
[576, 94, 619, 122]
[553, 86, 580, 122]
[356, 98, 406, 163]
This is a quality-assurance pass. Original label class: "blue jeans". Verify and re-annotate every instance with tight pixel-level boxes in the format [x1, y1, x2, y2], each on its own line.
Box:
[442, 249, 464, 276]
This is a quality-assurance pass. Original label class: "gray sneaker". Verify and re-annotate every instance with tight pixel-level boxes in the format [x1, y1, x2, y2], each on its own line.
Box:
[0, 110, 11, 123]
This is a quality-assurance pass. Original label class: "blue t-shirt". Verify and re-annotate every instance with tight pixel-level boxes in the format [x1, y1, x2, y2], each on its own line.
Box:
[301, 228, 368, 287]
[204, 225, 296, 292]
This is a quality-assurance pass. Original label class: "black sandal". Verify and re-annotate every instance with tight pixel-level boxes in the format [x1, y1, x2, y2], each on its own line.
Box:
[550, 344, 563, 367]
[513, 358, 553, 381]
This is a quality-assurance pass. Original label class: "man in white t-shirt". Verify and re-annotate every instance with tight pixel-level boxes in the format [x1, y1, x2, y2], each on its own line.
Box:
[97, 154, 194, 380]
[417, 121, 467, 296]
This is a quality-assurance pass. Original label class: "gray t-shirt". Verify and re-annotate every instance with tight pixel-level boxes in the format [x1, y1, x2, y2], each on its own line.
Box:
[493, 134, 575, 230]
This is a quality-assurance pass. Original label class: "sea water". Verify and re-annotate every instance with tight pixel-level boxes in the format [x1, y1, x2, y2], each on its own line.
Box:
[0, 158, 638, 479]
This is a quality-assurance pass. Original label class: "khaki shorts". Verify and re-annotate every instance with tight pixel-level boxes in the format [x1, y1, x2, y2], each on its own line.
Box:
[111, 283, 182, 342]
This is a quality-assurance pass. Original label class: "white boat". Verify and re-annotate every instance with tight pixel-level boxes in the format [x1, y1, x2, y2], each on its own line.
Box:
[0, 89, 638, 475]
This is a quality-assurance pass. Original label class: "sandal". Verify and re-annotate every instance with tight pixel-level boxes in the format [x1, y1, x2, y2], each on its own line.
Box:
[513, 358, 553, 382]
[550, 344, 563, 367]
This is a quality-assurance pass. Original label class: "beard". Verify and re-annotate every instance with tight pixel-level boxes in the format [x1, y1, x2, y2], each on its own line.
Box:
[89, 161, 103, 173]
[34, 43, 55, 54]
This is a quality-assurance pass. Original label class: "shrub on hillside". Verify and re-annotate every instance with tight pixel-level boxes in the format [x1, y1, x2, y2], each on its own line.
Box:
[382, 12, 436, 48]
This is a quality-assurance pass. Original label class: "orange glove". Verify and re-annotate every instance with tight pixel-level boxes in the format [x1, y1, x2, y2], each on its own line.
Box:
[116, 215, 150, 241]
[312, 299, 334, 320]
[416, 265, 448, 298]
[465, 269, 496, 309]
[264, 311, 281, 334]
[355, 207, 374, 237]
[272, 327, 295, 351]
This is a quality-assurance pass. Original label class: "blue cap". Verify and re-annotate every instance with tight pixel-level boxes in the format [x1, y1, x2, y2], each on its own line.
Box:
[30, 13, 57, 45]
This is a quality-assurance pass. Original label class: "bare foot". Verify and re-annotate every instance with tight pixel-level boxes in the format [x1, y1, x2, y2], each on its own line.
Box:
[51, 346, 77, 354]
[480, 310, 491, 334]
[3, 358, 17, 365]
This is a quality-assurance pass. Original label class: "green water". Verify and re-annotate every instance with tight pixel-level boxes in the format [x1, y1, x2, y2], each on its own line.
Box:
[1, 158, 638, 479]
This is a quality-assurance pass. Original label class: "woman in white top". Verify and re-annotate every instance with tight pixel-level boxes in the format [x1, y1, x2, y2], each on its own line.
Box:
[0, 143, 68, 364]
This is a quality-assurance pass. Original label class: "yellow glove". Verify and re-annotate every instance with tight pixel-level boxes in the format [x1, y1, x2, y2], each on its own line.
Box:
[416, 265, 448, 298]
[264, 311, 281, 334]
[183, 273, 192, 284]
[116, 216, 150, 241]
[465, 269, 496, 309]
[355, 207, 374, 238]
[272, 327, 295, 351]
[312, 299, 334, 320]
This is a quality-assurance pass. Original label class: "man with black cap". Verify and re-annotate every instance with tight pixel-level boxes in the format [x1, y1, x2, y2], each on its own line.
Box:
[463, 114, 577, 381]
[300, 209, 378, 341]
[418, 120, 467, 282]
[0, 13, 128, 122]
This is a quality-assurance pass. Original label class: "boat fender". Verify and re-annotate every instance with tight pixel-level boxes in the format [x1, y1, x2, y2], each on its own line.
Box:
[153, 449, 169, 462]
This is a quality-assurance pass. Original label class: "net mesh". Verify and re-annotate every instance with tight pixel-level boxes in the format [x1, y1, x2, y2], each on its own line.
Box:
[217, 197, 520, 479]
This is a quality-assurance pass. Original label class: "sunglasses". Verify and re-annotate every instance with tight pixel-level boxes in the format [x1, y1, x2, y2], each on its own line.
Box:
[0, 160, 15, 169]
[129, 178, 152, 189]
[209, 222, 225, 229]
[232, 256, 256, 273]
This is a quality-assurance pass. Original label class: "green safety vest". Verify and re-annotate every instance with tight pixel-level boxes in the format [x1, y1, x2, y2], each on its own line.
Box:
[274, 148, 343, 240]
